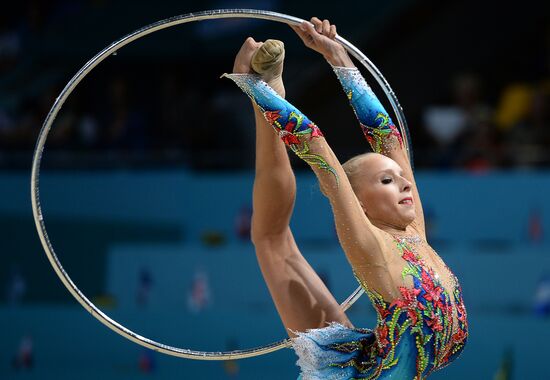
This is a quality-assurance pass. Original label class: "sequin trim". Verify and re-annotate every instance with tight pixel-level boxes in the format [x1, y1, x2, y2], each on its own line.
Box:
[290, 321, 381, 379]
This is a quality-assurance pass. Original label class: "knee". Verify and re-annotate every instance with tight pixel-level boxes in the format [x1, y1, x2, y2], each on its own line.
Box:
[251, 228, 289, 250]
[251, 231, 279, 248]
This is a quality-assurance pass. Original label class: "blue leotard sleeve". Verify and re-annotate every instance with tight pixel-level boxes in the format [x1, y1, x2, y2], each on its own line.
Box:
[222, 73, 338, 183]
[331, 66, 404, 154]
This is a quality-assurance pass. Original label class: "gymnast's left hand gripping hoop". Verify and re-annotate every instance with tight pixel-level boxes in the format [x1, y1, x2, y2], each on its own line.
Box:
[30, 9, 412, 360]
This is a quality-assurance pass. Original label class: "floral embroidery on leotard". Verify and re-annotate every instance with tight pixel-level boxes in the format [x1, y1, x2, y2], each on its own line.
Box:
[331, 66, 404, 155]
[222, 73, 339, 184]
[349, 235, 468, 379]
[364, 114, 404, 155]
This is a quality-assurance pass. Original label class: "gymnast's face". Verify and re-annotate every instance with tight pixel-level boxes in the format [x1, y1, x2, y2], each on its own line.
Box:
[351, 153, 416, 229]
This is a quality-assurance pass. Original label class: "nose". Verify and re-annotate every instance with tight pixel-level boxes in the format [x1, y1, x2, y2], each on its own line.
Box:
[401, 177, 412, 192]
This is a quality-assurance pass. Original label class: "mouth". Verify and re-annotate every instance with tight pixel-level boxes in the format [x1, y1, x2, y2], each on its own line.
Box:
[398, 197, 413, 205]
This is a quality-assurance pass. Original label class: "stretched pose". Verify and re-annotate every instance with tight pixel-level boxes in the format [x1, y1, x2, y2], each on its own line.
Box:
[223, 17, 468, 379]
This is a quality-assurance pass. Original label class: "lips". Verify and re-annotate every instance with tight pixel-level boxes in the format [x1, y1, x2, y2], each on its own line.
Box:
[399, 197, 413, 205]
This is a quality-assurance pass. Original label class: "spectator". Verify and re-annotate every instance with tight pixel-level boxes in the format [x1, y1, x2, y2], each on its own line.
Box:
[6, 265, 26, 306]
[422, 73, 494, 169]
[495, 82, 550, 167]
[11, 334, 33, 371]
[186, 267, 211, 313]
[533, 274, 550, 317]
[235, 204, 252, 241]
[138, 348, 156, 373]
[136, 266, 153, 307]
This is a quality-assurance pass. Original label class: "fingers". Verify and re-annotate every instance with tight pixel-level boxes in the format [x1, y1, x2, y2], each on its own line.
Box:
[329, 24, 337, 39]
[310, 17, 337, 39]
[311, 17, 322, 33]
[322, 19, 330, 35]
[289, 24, 307, 40]
[289, 17, 338, 50]
[302, 21, 318, 38]
[290, 22, 316, 46]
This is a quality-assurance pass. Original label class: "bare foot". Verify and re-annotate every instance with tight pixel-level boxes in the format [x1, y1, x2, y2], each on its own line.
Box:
[251, 39, 286, 97]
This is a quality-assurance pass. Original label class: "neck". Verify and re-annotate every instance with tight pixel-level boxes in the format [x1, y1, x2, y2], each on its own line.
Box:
[370, 219, 412, 236]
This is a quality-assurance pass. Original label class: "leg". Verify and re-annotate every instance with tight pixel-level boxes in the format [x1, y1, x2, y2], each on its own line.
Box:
[245, 39, 352, 337]
[224, 52, 386, 286]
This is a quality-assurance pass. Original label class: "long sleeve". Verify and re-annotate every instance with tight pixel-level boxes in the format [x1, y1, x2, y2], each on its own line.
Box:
[331, 65, 427, 237]
[221, 72, 386, 267]
[331, 65, 404, 155]
[221, 73, 339, 185]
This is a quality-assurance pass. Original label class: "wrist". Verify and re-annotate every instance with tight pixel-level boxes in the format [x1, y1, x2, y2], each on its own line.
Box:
[324, 46, 354, 67]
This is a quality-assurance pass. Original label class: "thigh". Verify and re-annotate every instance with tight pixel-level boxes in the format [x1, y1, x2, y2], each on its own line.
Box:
[254, 228, 353, 336]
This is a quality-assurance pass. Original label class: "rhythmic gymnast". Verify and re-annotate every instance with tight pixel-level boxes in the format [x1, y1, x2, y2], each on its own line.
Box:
[222, 17, 468, 379]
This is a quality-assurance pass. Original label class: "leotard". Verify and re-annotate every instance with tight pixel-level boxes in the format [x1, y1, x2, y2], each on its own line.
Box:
[222, 66, 468, 379]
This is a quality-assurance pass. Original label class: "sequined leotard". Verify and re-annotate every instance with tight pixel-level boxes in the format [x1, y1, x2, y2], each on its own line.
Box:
[222, 65, 468, 379]
[289, 234, 468, 379]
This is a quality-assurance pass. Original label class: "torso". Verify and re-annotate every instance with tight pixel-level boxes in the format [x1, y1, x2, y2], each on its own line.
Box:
[351, 229, 469, 377]
[379, 232, 463, 335]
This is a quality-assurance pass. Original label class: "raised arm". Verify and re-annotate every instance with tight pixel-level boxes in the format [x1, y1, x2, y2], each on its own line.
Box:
[221, 72, 386, 267]
[292, 18, 426, 237]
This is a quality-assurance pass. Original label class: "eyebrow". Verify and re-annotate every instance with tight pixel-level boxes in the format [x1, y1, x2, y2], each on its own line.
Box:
[375, 169, 404, 176]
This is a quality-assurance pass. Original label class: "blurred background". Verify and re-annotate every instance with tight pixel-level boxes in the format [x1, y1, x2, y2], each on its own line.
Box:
[1, 0, 549, 379]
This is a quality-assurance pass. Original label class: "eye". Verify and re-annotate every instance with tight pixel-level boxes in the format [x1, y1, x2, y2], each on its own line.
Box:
[381, 178, 392, 184]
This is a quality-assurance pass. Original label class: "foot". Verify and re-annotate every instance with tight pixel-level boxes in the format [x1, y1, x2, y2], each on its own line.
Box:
[251, 39, 286, 97]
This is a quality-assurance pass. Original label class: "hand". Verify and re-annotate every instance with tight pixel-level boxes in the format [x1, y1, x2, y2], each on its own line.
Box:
[290, 17, 353, 66]
[232, 37, 264, 74]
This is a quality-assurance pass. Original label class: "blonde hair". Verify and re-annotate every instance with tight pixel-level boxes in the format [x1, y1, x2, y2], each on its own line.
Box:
[342, 152, 377, 194]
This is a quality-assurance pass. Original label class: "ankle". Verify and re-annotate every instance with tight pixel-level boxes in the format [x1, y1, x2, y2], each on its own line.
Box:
[267, 79, 285, 98]
[251, 39, 286, 97]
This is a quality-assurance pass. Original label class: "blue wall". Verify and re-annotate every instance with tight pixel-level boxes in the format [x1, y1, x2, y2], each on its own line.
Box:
[3, 169, 550, 243]
[1, 169, 549, 379]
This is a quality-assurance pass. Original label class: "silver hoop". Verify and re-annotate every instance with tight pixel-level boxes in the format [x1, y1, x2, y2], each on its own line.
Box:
[31, 9, 412, 360]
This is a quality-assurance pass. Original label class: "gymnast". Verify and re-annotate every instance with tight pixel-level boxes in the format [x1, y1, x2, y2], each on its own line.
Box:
[222, 17, 468, 379]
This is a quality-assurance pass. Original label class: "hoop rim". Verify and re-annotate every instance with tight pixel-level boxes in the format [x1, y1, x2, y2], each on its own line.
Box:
[30, 8, 411, 361]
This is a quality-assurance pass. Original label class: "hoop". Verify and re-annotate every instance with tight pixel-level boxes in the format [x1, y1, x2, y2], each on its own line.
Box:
[31, 9, 412, 360]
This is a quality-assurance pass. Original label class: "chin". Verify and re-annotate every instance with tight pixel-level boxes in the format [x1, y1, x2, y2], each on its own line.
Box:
[401, 212, 416, 226]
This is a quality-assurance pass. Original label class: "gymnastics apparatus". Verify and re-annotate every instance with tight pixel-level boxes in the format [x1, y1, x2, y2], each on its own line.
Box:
[31, 9, 467, 379]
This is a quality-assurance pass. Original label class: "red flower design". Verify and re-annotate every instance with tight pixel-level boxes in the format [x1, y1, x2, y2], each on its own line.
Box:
[442, 303, 454, 318]
[264, 110, 281, 124]
[376, 324, 389, 354]
[309, 123, 323, 137]
[426, 311, 443, 332]
[421, 270, 444, 309]
[284, 119, 297, 133]
[402, 248, 420, 265]
[440, 351, 451, 365]
[279, 130, 300, 146]
[452, 328, 466, 343]
[406, 309, 419, 325]
[365, 133, 375, 146]
[390, 286, 424, 311]
[374, 302, 391, 319]
[421, 269, 435, 287]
